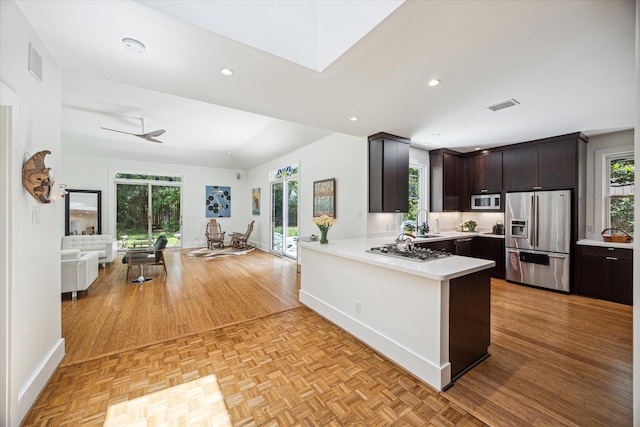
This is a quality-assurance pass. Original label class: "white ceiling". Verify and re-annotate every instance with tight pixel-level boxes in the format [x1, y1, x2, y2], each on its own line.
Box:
[15, 0, 637, 170]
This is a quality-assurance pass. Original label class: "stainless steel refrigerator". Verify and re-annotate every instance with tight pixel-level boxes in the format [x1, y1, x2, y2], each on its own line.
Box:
[505, 190, 571, 292]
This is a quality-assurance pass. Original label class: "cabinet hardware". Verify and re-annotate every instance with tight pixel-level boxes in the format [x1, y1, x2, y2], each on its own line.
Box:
[533, 186, 542, 189]
[605, 257, 618, 261]
[607, 247, 615, 251]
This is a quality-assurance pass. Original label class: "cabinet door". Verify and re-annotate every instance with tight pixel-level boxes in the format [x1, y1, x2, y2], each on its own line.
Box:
[454, 156, 469, 211]
[576, 246, 611, 300]
[537, 139, 576, 189]
[369, 137, 409, 213]
[469, 152, 502, 193]
[443, 153, 456, 211]
[415, 239, 456, 253]
[610, 249, 633, 305]
[471, 237, 505, 279]
[484, 151, 503, 192]
[503, 145, 537, 191]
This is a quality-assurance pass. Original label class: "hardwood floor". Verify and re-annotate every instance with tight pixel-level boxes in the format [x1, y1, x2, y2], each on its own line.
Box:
[60, 249, 300, 366]
[445, 279, 633, 426]
[23, 249, 632, 426]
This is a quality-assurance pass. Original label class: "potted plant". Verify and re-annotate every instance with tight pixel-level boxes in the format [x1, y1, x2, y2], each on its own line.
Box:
[403, 222, 416, 234]
[464, 220, 477, 232]
[417, 222, 429, 235]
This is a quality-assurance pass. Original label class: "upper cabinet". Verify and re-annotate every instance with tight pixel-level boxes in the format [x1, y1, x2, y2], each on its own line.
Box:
[468, 151, 502, 194]
[430, 150, 468, 212]
[503, 135, 586, 191]
[369, 132, 410, 213]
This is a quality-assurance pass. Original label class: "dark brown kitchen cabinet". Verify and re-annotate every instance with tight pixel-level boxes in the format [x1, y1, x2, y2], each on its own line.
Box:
[471, 237, 505, 279]
[369, 133, 410, 213]
[469, 151, 502, 193]
[414, 239, 456, 254]
[430, 150, 467, 212]
[503, 136, 584, 191]
[575, 245, 633, 305]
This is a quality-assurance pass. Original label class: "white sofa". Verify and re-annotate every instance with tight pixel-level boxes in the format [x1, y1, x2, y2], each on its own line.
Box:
[61, 249, 99, 299]
[61, 234, 118, 266]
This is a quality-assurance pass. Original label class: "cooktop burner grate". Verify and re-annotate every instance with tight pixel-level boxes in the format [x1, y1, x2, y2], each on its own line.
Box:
[366, 246, 453, 262]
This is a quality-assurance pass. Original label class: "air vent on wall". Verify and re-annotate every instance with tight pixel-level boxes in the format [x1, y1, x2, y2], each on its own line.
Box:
[28, 43, 43, 82]
[487, 98, 519, 112]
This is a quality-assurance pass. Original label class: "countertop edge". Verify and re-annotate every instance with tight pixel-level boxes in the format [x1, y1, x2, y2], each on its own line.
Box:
[300, 239, 495, 281]
[576, 239, 634, 249]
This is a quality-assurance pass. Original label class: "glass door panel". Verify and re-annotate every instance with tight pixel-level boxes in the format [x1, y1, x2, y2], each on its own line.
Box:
[151, 185, 182, 247]
[271, 181, 283, 253]
[284, 179, 298, 259]
[116, 183, 149, 249]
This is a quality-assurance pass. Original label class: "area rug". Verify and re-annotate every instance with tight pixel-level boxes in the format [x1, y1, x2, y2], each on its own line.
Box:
[186, 246, 255, 259]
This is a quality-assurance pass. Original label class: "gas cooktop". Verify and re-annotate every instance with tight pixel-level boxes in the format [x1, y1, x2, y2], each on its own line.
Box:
[366, 245, 453, 262]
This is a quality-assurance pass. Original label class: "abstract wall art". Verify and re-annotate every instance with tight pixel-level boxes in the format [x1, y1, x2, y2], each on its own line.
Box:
[206, 186, 231, 218]
[251, 187, 260, 215]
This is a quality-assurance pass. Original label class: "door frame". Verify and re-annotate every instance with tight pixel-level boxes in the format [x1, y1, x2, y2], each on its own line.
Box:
[0, 81, 17, 426]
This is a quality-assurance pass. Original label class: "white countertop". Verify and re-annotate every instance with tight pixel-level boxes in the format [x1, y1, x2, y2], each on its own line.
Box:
[577, 238, 634, 249]
[300, 237, 494, 281]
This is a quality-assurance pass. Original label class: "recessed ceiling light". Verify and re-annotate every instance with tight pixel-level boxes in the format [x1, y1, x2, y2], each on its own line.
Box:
[428, 79, 440, 87]
[432, 133, 440, 138]
[350, 116, 358, 122]
[122, 38, 145, 54]
[220, 68, 234, 76]
[228, 151, 232, 155]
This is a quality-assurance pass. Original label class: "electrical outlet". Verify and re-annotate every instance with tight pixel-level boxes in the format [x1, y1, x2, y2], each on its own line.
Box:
[356, 300, 361, 314]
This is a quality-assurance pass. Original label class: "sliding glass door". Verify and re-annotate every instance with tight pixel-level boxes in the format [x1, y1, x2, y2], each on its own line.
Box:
[115, 174, 182, 249]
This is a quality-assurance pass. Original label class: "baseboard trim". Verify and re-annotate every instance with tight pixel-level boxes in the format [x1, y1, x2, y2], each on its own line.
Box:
[17, 338, 65, 424]
[299, 291, 450, 390]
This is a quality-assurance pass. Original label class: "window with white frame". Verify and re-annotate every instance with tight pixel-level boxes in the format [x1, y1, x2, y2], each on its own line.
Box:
[607, 154, 634, 235]
[402, 165, 427, 233]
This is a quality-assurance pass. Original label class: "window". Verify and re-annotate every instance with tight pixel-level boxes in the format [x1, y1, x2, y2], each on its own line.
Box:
[607, 155, 634, 235]
[402, 165, 425, 232]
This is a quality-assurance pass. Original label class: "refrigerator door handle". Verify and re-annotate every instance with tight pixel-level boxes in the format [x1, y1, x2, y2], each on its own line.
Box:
[530, 194, 535, 246]
[536, 195, 540, 247]
[548, 253, 567, 259]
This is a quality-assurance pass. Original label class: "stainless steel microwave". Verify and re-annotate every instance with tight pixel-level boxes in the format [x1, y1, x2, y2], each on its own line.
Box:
[471, 194, 501, 210]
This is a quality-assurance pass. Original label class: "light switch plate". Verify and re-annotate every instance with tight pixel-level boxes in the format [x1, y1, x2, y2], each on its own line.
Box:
[32, 207, 40, 224]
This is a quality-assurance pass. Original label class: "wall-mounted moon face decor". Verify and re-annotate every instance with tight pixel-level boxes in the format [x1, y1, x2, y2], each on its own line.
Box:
[22, 150, 53, 203]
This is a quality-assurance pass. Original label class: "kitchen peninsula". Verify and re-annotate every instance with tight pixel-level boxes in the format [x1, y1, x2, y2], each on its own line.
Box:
[299, 237, 494, 391]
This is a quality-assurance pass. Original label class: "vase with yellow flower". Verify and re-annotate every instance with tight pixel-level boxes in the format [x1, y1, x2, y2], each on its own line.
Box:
[312, 215, 336, 244]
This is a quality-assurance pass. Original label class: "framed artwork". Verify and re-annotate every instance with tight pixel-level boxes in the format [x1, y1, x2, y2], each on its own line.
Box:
[313, 178, 336, 218]
[252, 187, 261, 215]
[206, 186, 231, 218]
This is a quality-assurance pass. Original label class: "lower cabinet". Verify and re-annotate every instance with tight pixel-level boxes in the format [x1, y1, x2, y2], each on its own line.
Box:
[415, 239, 456, 253]
[417, 237, 505, 279]
[471, 237, 505, 280]
[575, 245, 633, 305]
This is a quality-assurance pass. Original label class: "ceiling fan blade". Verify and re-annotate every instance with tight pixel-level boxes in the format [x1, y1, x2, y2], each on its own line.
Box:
[144, 136, 164, 143]
[100, 127, 138, 136]
[144, 129, 166, 138]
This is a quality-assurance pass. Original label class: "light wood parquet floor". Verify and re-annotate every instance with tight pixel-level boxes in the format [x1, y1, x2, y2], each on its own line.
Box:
[23, 248, 633, 426]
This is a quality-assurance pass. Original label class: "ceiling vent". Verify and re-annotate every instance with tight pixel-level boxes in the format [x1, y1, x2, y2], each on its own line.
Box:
[487, 99, 519, 112]
[28, 43, 43, 82]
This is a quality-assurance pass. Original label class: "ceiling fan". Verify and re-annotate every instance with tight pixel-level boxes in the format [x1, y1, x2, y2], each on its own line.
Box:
[100, 118, 165, 143]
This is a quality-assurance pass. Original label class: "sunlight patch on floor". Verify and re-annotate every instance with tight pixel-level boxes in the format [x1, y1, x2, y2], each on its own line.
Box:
[104, 374, 232, 426]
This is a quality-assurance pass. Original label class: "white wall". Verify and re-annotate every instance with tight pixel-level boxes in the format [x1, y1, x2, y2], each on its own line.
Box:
[1, 1, 65, 424]
[61, 154, 251, 249]
[247, 132, 367, 250]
